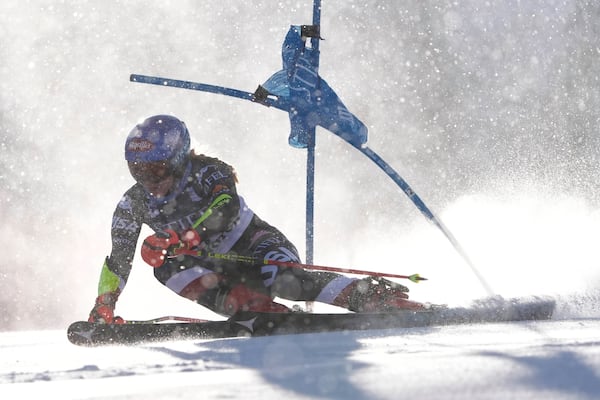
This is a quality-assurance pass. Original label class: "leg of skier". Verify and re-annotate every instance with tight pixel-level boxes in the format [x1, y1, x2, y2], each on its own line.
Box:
[272, 267, 428, 312]
[237, 217, 428, 312]
[153, 253, 291, 316]
[154, 214, 427, 315]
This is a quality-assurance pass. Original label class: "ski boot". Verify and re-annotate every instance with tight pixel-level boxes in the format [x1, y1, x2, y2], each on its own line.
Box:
[333, 276, 431, 312]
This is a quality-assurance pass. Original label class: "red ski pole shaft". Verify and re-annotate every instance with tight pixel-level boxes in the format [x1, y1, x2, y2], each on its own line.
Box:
[267, 260, 426, 282]
[171, 250, 426, 283]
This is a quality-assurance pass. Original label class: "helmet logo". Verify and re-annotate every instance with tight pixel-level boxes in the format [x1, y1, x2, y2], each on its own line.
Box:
[127, 138, 154, 152]
[124, 115, 190, 164]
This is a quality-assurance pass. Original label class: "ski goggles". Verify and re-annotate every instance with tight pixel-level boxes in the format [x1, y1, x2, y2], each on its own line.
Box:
[128, 161, 174, 185]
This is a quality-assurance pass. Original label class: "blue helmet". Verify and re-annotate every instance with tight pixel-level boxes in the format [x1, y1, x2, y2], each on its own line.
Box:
[124, 115, 190, 169]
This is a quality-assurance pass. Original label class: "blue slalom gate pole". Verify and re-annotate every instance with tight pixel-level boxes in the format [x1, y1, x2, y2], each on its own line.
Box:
[304, 0, 321, 265]
[356, 145, 493, 295]
[129, 0, 492, 295]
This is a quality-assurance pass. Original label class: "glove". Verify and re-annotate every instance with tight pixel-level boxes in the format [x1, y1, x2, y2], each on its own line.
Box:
[88, 291, 124, 324]
[165, 228, 203, 257]
[174, 228, 202, 257]
[180, 228, 202, 249]
[141, 229, 180, 267]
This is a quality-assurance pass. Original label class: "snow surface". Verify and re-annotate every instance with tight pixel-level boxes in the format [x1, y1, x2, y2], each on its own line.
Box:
[2, 318, 600, 399]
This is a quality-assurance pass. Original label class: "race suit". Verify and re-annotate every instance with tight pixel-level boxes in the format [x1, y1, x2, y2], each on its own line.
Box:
[96, 153, 356, 315]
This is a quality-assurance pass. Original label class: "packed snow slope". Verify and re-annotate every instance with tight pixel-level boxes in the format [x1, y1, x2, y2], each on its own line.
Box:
[2, 318, 600, 399]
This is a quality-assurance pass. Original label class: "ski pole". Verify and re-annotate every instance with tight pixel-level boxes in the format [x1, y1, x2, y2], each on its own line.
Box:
[169, 249, 426, 283]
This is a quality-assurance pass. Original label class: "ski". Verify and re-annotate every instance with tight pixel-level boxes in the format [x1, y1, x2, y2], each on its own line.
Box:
[67, 296, 555, 346]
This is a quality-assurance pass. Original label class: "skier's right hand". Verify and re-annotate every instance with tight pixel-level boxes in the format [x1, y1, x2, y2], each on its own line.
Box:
[141, 229, 180, 267]
[88, 291, 124, 324]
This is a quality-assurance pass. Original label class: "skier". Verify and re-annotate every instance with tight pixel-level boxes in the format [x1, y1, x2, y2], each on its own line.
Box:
[88, 115, 427, 324]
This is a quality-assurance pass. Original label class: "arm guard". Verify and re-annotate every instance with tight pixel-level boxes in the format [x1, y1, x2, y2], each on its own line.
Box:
[97, 257, 123, 294]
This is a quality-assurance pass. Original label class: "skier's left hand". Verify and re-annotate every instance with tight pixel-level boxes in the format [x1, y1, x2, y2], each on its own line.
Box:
[88, 291, 124, 324]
